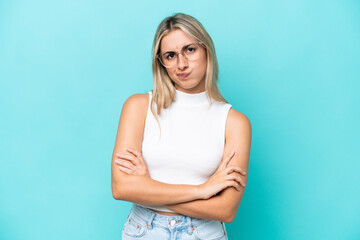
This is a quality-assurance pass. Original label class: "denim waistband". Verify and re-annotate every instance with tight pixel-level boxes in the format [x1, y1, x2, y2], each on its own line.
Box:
[128, 203, 222, 234]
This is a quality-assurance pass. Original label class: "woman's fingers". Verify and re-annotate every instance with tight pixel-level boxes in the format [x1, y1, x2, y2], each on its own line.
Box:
[118, 165, 134, 175]
[226, 172, 246, 187]
[224, 166, 247, 188]
[115, 159, 135, 170]
[116, 148, 149, 178]
[115, 159, 139, 176]
[126, 147, 140, 157]
[126, 147, 146, 162]
[224, 178, 241, 191]
[226, 165, 246, 175]
[219, 150, 235, 170]
[230, 181, 241, 191]
[116, 153, 139, 165]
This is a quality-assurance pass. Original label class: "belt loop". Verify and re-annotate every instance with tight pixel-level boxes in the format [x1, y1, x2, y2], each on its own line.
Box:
[186, 216, 193, 234]
[146, 212, 156, 230]
[221, 221, 228, 238]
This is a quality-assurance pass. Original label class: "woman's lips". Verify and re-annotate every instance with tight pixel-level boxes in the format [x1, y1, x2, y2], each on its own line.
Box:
[177, 72, 190, 79]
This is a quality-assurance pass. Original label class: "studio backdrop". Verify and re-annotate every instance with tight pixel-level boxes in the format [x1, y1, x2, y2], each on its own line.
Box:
[0, 0, 359, 239]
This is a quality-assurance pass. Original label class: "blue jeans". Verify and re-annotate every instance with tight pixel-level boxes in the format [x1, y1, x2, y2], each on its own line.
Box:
[122, 204, 229, 240]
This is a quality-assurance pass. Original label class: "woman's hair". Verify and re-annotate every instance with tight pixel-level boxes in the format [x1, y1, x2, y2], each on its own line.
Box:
[150, 12, 228, 135]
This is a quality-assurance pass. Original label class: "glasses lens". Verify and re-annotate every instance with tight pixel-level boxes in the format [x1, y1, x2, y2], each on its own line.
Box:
[183, 43, 201, 61]
[159, 43, 203, 68]
[160, 52, 176, 68]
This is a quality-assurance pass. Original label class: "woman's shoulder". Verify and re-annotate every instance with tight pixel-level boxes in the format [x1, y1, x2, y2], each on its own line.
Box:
[125, 92, 149, 103]
[122, 92, 150, 115]
[227, 107, 251, 131]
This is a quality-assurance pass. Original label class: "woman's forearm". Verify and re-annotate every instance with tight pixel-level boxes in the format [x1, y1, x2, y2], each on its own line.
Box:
[164, 186, 245, 223]
[164, 193, 230, 222]
[112, 174, 202, 205]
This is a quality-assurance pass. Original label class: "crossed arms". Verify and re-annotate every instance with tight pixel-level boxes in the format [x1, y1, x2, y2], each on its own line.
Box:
[111, 94, 251, 223]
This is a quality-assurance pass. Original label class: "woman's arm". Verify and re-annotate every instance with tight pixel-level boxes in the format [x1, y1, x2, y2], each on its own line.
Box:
[163, 109, 252, 223]
[111, 93, 203, 205]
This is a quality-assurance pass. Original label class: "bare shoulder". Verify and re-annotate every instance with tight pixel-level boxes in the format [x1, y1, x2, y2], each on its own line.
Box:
[113, 92, 150, 155]
[116, 92, 150, 141]
[111, 92, 150, 198]
[226, 107, 252, 133]
[122, 93, 149, 114]
[119, 93, 150, 124]
[220, 107, 252, 223]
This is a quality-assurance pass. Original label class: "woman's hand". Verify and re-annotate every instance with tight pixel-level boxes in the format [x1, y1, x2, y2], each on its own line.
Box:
[198, 150, 247, 200]
[115, 147, 151, 178]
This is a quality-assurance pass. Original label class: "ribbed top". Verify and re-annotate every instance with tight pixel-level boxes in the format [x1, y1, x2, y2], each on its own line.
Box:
[137, 89, 232, 213]
[174, 88, 209, 106]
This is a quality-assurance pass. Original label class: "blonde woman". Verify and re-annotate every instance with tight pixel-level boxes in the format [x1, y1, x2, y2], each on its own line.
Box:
[111, 13, 251, 240]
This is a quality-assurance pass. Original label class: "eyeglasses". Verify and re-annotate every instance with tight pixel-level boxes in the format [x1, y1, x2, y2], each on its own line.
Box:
[156, 41, 205, 68]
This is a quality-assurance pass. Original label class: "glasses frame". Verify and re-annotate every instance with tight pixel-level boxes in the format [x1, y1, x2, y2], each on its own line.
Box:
[156, 41, 206, 68]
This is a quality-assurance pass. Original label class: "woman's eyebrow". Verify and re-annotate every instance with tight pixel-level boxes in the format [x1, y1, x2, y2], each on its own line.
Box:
[163, 43, 193, 53]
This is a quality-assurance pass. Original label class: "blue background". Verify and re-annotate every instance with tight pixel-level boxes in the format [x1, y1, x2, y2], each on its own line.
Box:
[1, 0, 359, 239]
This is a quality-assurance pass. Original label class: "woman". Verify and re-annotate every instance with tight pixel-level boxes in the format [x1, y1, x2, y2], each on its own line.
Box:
[111, 13, 251, 240]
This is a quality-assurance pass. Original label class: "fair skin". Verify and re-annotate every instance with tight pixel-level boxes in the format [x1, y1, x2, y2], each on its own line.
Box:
[158, 29, 208, 94]
[111, 29, 251, 223]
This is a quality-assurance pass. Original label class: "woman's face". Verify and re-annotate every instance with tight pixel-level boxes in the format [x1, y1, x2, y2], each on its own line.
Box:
[159, 29, 207, 94]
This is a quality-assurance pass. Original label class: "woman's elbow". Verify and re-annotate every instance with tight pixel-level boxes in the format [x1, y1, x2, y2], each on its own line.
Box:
[112, 188, 120, 200]
[111, 181, 125, 200]
[222, 203, 237, 223]
[213, 205, 235, 223]
[112, 189, 121, 200]
[223, 212, 235, 223]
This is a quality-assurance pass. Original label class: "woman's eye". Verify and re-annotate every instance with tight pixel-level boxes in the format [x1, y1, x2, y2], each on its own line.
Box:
[166, 53, 175, 59]
[187, 47, 195, 52]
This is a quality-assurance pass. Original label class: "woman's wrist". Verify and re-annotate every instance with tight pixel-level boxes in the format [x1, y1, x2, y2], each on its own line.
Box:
[195, 184, 205, 200]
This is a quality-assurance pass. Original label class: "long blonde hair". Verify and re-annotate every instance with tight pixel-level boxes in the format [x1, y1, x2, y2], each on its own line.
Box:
[150, 13, 228, 136]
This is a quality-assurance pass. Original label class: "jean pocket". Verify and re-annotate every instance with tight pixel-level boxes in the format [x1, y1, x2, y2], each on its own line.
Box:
[193, 220, 226, 240]
[122, 215, 148, 238]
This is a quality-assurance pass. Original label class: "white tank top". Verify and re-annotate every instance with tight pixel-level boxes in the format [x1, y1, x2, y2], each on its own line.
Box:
[137, 88, 232, 213]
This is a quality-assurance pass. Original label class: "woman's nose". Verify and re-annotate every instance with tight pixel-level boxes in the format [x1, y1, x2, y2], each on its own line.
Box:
[177, 53, 188, 69]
